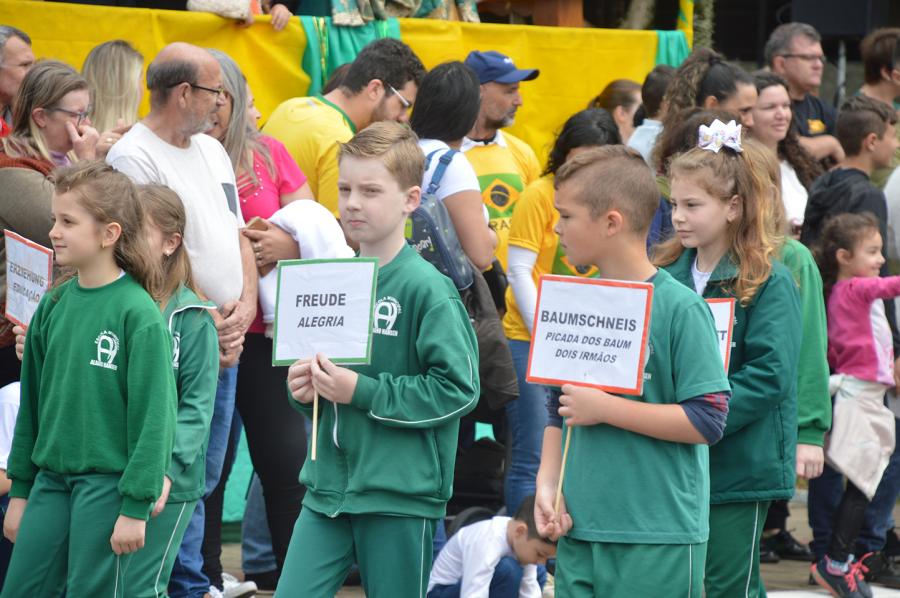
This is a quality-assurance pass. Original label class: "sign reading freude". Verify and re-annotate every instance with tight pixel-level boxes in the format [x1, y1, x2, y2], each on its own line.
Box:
[527, 275, 653, 396]
[272, 258, 378, 366]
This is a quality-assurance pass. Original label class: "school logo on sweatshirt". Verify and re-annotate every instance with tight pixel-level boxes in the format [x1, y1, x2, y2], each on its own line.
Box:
[373, 296, 401, 337]
[172, 332, 181, 370]
[90, 330, 120, 371]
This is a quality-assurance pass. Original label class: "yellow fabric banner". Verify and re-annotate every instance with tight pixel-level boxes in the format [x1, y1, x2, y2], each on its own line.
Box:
[400, 19, 657, 160]
[0, 0, 658, 163]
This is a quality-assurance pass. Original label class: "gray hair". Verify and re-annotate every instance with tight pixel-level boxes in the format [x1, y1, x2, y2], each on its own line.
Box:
[146, 59, 199, 107]
[207, 49, 273, 187]
[764, 22, 822, 67]
[0, 26, 31, 55]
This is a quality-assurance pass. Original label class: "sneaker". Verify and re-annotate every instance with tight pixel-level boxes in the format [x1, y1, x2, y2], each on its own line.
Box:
[760, 545, 781, 564]
[222, 573, 258, 598]
[206, 588, 224, 598]
[886, 529, 900, 560]
[811, 556, 871, 598]
[764, 529, 813, 561]
[244, 569, 278, 592]
[861, 552, 900, 589]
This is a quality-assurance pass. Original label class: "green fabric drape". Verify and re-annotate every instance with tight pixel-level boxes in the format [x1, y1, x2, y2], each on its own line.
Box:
[654, 29, 690, 68]
[300, 16, 401, 96]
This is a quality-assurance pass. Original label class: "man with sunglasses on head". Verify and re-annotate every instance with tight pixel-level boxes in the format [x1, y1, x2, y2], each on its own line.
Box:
[0, 26, 34, 138]
[766, 22, 844, 163]
[263, 38, 425, 218]
[107, 42, 259, 598]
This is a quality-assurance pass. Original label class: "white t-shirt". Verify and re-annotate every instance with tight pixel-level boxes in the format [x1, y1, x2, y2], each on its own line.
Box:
[428, 516, 542, 598]
[692, 258, 713, 295]
[258, 199, 355, 323]
[780, 160, 808, 228]
[107, 123, 244, 307]
[419, 139, 481, 201]
[0, 382, 20, 471]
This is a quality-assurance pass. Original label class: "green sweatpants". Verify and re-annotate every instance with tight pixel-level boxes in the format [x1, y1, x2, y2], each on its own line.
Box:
[275, 507, 437, 598]
[555, 536, 706, 598]
[705, 501, 770, 598]
[1, 470, 134, 598]
[124, 499, 197, 598]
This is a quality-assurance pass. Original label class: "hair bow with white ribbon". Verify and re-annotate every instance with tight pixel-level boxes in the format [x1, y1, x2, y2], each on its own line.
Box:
[698, 119, 743, 154]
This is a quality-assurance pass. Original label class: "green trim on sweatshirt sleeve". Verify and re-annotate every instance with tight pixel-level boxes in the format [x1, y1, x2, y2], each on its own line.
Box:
[118, 322, 178, 520]
[166, 311, 219, 483]
[120, 496, 153, 520]
[350, 297, 479, 428]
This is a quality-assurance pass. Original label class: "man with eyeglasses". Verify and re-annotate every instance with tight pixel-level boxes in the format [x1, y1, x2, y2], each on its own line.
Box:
[107, 42, 258, 598]
[766, 22, 843, 163]
[263, 38, 425, 218]
[0, 26, 34, 137]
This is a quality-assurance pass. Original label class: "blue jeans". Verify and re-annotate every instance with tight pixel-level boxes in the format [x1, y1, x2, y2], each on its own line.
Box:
[242, 472, 277, 574]
[427, 556, 545, 598]
[809, 416, 900, 559]
[505, 339, 550, 516]
[169, 366, 238, 598]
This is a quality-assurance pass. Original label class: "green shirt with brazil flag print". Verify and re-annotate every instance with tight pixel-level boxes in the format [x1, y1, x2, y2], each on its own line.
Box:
[8, 274, 177, 520]
[556, 268, 730, 544]
[291, 244, 480, 519]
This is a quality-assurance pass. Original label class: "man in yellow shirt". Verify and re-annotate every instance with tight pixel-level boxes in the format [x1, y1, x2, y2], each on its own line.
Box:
[462, 50, 541, 274]
[262, 38, 425, 217]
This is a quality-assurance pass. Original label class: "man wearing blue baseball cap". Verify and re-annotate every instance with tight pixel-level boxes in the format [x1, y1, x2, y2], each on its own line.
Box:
[461, 50, 542, 525]
[461, 50, 541, 279]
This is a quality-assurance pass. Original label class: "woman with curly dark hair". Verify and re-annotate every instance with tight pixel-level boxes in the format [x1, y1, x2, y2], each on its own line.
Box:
[750, 71, 823, 235]
[662, 47, 757, 131]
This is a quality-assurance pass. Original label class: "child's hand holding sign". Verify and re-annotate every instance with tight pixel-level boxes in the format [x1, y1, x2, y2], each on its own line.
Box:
[557, 384, 615, 426]
[309, 353, 358, 404]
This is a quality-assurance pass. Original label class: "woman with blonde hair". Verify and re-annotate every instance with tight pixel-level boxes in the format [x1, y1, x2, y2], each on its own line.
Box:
[81, 40, 143, 157]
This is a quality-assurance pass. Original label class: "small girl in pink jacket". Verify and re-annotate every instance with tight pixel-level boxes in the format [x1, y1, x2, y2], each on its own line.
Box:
[812, 211, 899, 593]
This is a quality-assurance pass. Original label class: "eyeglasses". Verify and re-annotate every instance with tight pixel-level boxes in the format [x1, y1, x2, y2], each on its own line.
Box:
[190, 83, 226, 97]
[168, 81, 226, 97]
[780, 53, 827, 65]
[389, 85, 412, 109]
[48, 107, 91, 126]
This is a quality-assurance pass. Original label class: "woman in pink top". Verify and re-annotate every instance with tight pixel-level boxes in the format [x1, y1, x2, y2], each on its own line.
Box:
[206, 50, 314, 587]
[813, 212, 898, 588]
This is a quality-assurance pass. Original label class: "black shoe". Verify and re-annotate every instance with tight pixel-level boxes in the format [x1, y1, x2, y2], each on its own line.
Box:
[885, 528, 900, 560]
[811, 557, 871, 598]
[765, 529, 814, 561]
[244, 570, 279, 592]
[861, 552, 900, 589]
[760, 545, 781, 563]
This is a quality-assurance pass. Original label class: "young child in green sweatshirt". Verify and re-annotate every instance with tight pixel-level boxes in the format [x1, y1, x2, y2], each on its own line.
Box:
[278, 122, 480, 597]
[122, 185, 219, 596]
[1, 161, 178, 596]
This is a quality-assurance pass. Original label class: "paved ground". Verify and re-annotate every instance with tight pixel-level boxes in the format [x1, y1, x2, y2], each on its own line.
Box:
[219, 496, 900, 597]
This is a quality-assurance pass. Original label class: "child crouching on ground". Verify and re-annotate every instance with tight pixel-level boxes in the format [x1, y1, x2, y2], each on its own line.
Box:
[428, 495, 555, 598]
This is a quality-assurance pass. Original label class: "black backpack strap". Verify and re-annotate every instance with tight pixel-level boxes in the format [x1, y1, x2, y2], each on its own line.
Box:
[426, 149, 457, 196]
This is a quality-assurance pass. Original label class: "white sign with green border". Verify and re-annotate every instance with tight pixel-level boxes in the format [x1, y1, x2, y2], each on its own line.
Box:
[272, 257, 378, 366]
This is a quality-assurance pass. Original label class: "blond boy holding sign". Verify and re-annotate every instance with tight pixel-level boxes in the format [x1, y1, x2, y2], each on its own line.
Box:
[280, 122, 479, 597]
[534, 146, 731, 597]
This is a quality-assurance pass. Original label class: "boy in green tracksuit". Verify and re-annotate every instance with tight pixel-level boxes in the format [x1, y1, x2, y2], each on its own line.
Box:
[279, 122, 480, 597]
[3, 271, 178, 596]
[534, 146, 732, 598]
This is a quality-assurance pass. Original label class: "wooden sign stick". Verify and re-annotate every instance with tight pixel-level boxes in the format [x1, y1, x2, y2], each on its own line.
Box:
[311, 387, 319, 461]
[554, 421, 572, 515]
